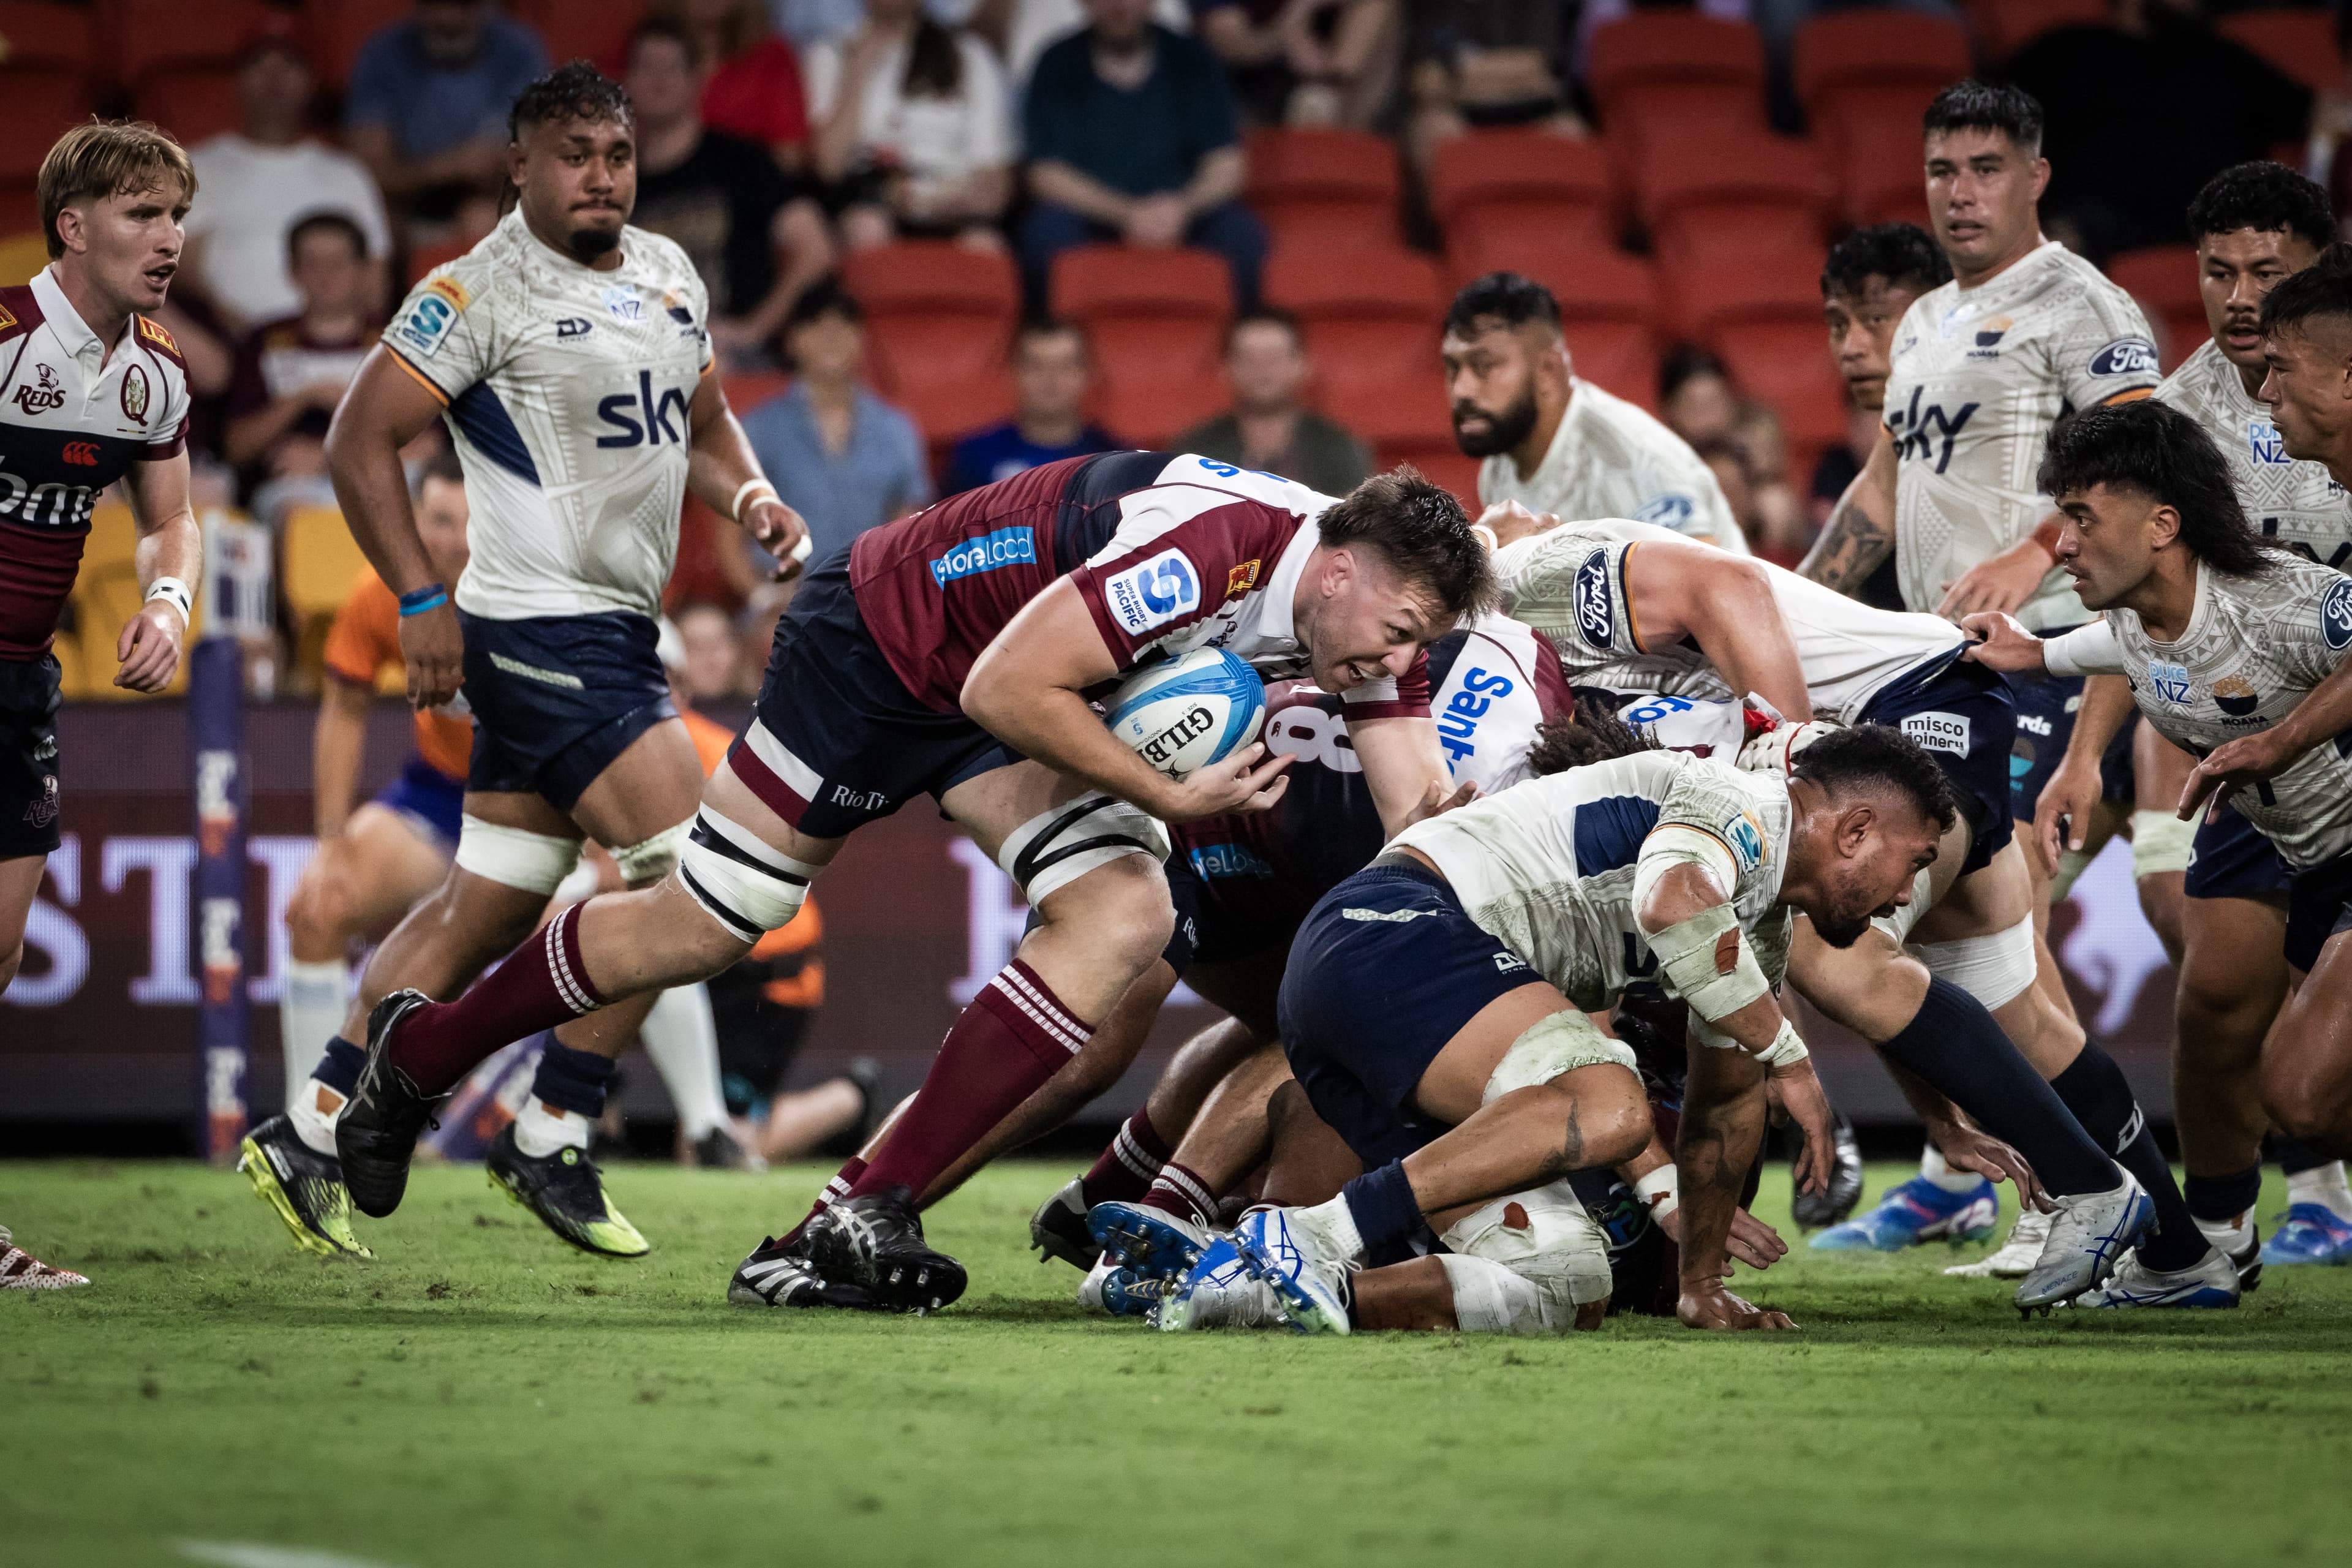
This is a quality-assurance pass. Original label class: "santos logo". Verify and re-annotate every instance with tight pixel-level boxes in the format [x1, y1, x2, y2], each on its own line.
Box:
[595, 370, 692, 448]
[1138, 703, 1215, 768]
[1107, 550, 1200, 635]
[932, 526, 1036, 587]
[1437, 666, 1514, 764]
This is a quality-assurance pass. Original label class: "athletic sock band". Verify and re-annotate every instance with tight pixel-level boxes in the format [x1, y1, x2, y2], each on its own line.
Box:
[2184, 1164, 2263, 1224]
[2052, 1043, 2204, 1271]
[1339, 1159, 1422, 1254]
[315, 1036, 366, 1098]
[530, 1036, 617, 1119]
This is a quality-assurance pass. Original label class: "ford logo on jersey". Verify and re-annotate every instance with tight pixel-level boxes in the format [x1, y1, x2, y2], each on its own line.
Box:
[1574, 548, 1613, 648]
[1107, 550, 1200, 635]
[2089, 337, 2159, 377]
[2324, 578, 2352, 651]
[931, 526, 1036, 587]
[595, 371, 691, 448]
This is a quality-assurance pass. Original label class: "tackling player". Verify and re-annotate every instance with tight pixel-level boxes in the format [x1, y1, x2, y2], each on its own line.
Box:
[251, 65, 813, 1261]
[1969, 398, 2352, 1296]
[2038, 165, 2352, 1273]
[1443, 271, 1751, 554]
[339, 453, 1490, 1313]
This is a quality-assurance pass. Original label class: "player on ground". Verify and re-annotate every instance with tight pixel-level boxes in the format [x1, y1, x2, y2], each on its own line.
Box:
[1, 123, 199, 1005]
[2039, 166, 2352, 1272]
[341, 453, 1490, 1313]
[1444, 272, 1750, 554]
[251, 64, 812, 1261]
[1969, 398, 2352, 1296]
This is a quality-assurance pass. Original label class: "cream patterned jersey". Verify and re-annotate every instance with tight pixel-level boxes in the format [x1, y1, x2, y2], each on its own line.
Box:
[2155, 336, 2352, 571]
[2045, 558, 2352, 870]
[1884, 240, 2158, 630]
[1477, 377, 1749, 554]
[383, 206, 712, 622]
[1390, 748, 1792, 1012]
[1492, 517, 1963, 717]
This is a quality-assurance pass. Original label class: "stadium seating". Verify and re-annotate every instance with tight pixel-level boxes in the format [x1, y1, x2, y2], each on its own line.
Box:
[81, 503, 141, 587]
[1427, 130, 1616, 284]
[1476, 246, 1664, 412]
[0, 230, 47, 285]
[722, 371, 791, 420]
[2217, 9, 2340, 96]
[513, 0, 649, 67]
[282, 503, 369, 678]
[1831, 125, 1933, 232]
[1967, 0, 2104, 62]
[138, 67, 244, 148]
[309, 0, 414, 86]
[841, 241, 1020, 452]
[2104, 244, 2205, 372]
[1793, 11, 1969, 213]
[1635, 127, 1833, 270]
[70, 556, 198, 696]
[1379, 438, 1479, 508]
[0, 1, 97, 75]
[1263, 247, 1447, 448]
[104, 0, 268, 96]
[1243, 127, 1401, 254]
[1050, 244, 1231, 447]
[1667, 251, 1845, 467]
[1587, 13, 1768, 173]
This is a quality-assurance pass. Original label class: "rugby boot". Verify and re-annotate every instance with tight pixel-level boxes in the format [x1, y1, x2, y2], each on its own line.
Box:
[728, 1232, 877, 1310]
[2259, 1202, 2352, 1267]
[2016, 1173, 2153, 1314]
[1944, 1205, 2053, 1278]
[1031, 1175, 1101, 1270]
[801, 1186, 966, 1313]
[1087, 1199, 1213, 1281]
[1234, 1206, 1354, 1336]
[484, 1124, 650, 1258]
[238, 1114, 372, 1259]
[1811, 1174, 1997, 1251]
[336, 990, 449, 1219]
[2070, 1243, 2241, 1310]
[1156, 1235, 1284, 1332]
[1789, 1110, 1865, 1231]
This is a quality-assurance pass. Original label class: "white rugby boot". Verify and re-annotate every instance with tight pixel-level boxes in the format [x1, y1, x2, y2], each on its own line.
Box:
[2070, 1244, 2242, 1310]
[2016, 1172, 2154, 1314]
[1234, 1205, 1354, 1335]
[1943, 1204, 2053, 1278]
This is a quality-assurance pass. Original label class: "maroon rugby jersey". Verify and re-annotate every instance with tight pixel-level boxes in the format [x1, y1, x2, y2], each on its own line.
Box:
[0, 270, 192, 659]
[846, 451, 1428, 718]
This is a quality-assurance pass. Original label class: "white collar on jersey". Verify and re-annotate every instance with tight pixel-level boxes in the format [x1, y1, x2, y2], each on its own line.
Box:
[1248, 509, 1323, 654]
[30, 265, 123, 363]
[499, 203, 633, 277]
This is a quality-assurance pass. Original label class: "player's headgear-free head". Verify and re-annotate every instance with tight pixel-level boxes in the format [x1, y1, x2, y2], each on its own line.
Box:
[2038, 400, 2272, 579]
[37, 121, 194, 262]
[1317, 468, 1496, 620]
[2187, 161, 2333, 251]
[1820, 223, 1950, 301]
[1921, 80, 2043, 156]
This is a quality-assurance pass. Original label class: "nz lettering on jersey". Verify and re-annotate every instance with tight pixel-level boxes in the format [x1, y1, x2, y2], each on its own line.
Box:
[1888, 385, 1980, 474]
[2248, 418, 2290, 466]
[595, 370, 692, 449]
[1436, 666, 1513, 764]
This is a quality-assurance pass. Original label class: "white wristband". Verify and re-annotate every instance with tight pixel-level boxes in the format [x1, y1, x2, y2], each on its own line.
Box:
[731, 478, 779, 523]
[145, 576, 193, 623]
[1752, 1017, 1810, 1071]
[1470, 522, 1499, 551]
[1634, 1164, 1679, 1223]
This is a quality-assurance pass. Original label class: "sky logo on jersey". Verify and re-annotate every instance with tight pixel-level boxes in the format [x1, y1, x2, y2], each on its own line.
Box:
[1107, 550, 1200, 635]
[1888, 386, 1979, 473]
[2324, 578, 2352, 652]
[1574, 548, 1614, 649]
[2248, 418, 2290, 465]
[930, 526, 1036, 587]
[2089, 338, 2160, 378]
[1724, 811, 1765, 872]
[1188, 842, 1274, 880]
[595, 370, 691, 449]
[1436, 666, 1513, 765]
[1633, 494, 1695, 530]
[2148, 660, 2192, 705]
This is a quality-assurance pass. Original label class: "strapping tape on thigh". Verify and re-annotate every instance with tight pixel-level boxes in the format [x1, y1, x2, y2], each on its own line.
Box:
[995, 791, 1170, 904]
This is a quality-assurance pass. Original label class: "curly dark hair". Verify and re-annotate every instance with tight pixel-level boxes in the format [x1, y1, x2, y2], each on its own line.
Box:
[1923, 80, 2043, 154]
[1316, 467, 1497, 620]
[1792, 725, 1956, 834]
[2186, 160, 2333, 251]
[1821, 222, 1951, 301]
[509, 61, 632, 143]
[1442, 272, 1561, 339]
[2259, 240, 2352, 339]
[2038, 399, 2277, 579]
[1526, 701, 1659, 777]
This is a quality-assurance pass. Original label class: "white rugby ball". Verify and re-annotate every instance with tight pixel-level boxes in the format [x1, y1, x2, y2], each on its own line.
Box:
[1107, 648, 1267, 778]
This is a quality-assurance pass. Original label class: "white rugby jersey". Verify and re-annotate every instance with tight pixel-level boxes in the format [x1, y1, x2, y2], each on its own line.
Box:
[1477, 377, 1750, 554]
[2045, 558, 2352, 870]
[2155, 337, 2352, 571]
[383, 206, 712, 620]
[1493, 518, 1963, 718]
[1884, 240, 2158, 630]
[1392, 748, 1792, 1012]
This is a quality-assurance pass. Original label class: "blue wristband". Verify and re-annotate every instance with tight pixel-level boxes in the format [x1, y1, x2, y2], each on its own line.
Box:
[398, 584, 447, 618]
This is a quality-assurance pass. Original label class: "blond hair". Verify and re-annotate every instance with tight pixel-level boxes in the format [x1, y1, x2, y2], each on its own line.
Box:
[38, 121, 196, 260]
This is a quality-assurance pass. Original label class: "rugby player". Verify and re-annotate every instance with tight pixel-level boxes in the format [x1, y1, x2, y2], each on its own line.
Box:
[340, 453, 1491, 1314]
[1443, 271, 1751, 554]
[2037, 165, 2352, 1273]
[1, 123, 199, 1002]
[1969, 397, 2352, 1298]
[1193, 732, 2148, 1333]
[253, 65, 813, 1261]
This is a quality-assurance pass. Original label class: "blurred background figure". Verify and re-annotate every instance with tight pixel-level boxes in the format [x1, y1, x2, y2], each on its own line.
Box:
[943, 319, 1117, 494]
[1659, 344, 1807, 563]
[1176, 307, 1371, 494]
[345, 0, 549, 236]
[649, 0, 815, 165]
[1195, 0, 1402, 129]
[224, 216, 380, 519]
[1404, 1, 1586, 185]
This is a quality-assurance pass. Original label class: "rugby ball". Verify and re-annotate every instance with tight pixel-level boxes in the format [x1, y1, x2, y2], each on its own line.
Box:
[1107, 649, 1267, 777]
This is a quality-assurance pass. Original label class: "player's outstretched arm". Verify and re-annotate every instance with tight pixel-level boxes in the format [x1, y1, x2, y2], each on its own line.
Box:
[1621, 535, 1814, 723]
[115, 451, 199, 693]
[687, 372, 810, 579]
[1797, 426, 1896, 596]
[2035, 673, 2136, 867]
[1349, 715, 1455, 839]
[2182, 643, 2352, 820]
[964, 581, 1293, 822]
[325, 349, 464, 710]
[1936, 514, 2060, 620]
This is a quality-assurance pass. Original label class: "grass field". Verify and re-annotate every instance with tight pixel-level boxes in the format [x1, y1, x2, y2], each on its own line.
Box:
[6, 1158, 2351, 1568]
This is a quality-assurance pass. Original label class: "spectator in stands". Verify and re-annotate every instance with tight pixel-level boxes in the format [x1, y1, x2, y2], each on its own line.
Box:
[184, 15, 393, 334]
[1021, 0, 1269, 311]
[346, 0, 550, 231]
[1658, 342, 1806, 563]
[224, 214, 379, 517]
[2004, 0, 2316, 260]
[1658, 344, 1740, 451]
[674, 602, 746, 701]
[809, 0, 1016, 251]
[941, 320, 1118, 494]
[1176, 308, 1371, 494]
[740, 281, 932, 568]
[652, 0, 815, 166]
[1403, 1, 1587, 183]
[625, 21, 836, 369]
[1002, 0, 1193, 84]
[1194, 1, 1401, 129]
[777, 0, 987, 52]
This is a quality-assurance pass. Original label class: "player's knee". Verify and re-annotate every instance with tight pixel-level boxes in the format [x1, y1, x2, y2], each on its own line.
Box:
[674, 807, 818, 950]
[1583, 1074, 1653, 1170]
[286, 869, 353, 951]
[1038, 856, 1174, 974]
[999, 793, 1172, 967]
[612, 817, 693, 888]
[2263, 1055, 2351, 1146]
[1440, 1185, 1614, 1331]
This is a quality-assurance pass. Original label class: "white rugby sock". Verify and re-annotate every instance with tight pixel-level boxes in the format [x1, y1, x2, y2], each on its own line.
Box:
[1920, 1145, 1981, 1193]
[1438, 1253, 1547, 1335]
[2288, 1160, 2352, 1221]
[641, 982, 731, 1141]
[514, 1094, 590, 1159]
[1301, 1194, 1366, 1261]
[279, 958, 348, 1104]
[287, 1078, 344, 1156]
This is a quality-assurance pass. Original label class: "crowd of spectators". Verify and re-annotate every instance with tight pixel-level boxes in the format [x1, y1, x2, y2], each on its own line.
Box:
[105, 0, 2346, 698]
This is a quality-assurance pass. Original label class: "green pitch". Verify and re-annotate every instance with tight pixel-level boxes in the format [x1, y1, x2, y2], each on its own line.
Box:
[6, 1159, 2352, 1568]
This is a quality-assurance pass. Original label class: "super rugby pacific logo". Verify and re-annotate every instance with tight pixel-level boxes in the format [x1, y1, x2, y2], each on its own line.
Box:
[2325, 578, 2352, 652]
[930, 526, 1036, 587]
[2089, 338, 2160, 378]
[1107, 550, 1200, 635]
[1574, 548, 1613, 649]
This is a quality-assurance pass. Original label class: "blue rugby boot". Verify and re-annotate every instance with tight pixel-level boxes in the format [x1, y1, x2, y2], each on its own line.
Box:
[1809, 1175, 1999, 1252]
[2258, 1203, 2352, 1267]
[1087, 1199, 1212, 1281]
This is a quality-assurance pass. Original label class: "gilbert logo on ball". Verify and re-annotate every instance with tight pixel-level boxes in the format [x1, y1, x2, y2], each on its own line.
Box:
[1107, 648, 1267, 778]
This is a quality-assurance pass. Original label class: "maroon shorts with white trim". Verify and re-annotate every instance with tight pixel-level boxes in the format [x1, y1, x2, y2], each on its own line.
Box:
[730, 553, 1023, 840]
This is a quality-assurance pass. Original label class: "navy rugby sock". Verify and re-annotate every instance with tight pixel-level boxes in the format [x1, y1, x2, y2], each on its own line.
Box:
[2050, 1044, 2206, 1271]
[1338, 1159, 1422, 1254]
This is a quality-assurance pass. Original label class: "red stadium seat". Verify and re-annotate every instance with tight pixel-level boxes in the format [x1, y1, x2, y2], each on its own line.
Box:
[0, 181, 39, 235]
[1635, 129, 1832, 270]
[1793, 11, 1968, 183]
[104, 0, 269, 91]
[309, 0, 414, 86]
[1245, 127, 1400, 254]
[0, 71, 97, 183]
[0, 1, 97, 73]
[514, 0, 648, 66]
[722, 371, 791, 418]
[843, 242, 1021, 448]
[1051, 245, 1231, 447]
[1588, 13, 1768, 172]
[1478, 247, 1664, 411]
[2217, 9, 2340, 97]
[1428, 130, 1615, 282]
[1666, 252, 1844, 455]
[1264, 247, 1447, 445]
[2105, 244, 2206, 372]
[1832, 115, 1933, 231]
[1377, 437, 1479, 508]
[138, 67, 244, 148]
[1967, 0, 2104, 62]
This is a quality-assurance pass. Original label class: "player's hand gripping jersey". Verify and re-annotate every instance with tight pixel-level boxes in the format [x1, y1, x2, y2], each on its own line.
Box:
[2155, 337, 2352, 571]
[1882, 239, 2158, 629]
[382, 208, 712, 620]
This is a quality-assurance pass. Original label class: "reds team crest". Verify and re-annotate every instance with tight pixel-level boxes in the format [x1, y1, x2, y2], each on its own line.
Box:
[121, 362, 149, 422]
